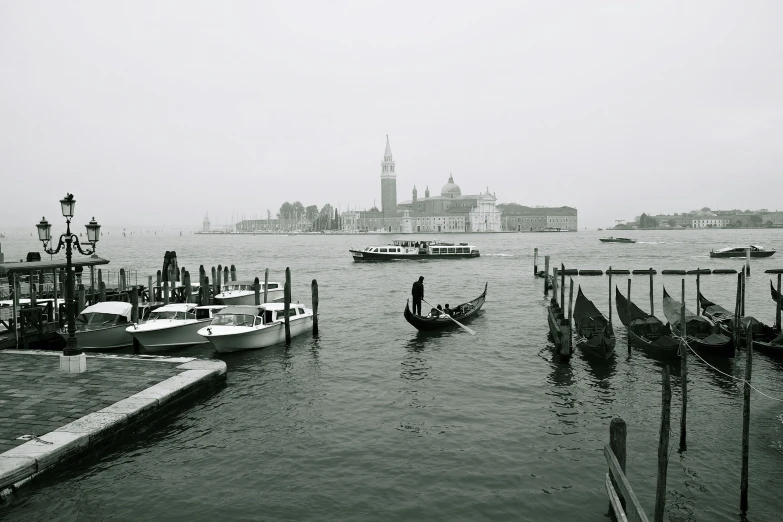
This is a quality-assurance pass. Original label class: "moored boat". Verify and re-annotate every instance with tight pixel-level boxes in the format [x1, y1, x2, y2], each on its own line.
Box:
[573, 286, 615, 358]
[126, 303, 225, 352]
[197, 303, 313, 353]
[599, 237, 636, 243]
[771, 280, 783, 305]
[350, 240, 479, 261]
[710, 245, 776, 258]
[64, 302, 152, 351]
[662, 288, 733, 357]
[615, 287, 679, 359]
[698, 292, 783, 357]
[215, 280, 284, 305]
[404, 283, 487, 332]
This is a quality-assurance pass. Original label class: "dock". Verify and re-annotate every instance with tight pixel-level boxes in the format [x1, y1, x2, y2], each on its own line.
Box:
[0, 350, 225, 502]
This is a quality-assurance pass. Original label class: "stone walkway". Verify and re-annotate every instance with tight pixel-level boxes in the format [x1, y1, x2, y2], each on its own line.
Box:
[0, 352, 184, 453]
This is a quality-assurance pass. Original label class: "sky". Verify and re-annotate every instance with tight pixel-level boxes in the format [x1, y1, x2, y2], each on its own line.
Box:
[1, 0, 782, 230]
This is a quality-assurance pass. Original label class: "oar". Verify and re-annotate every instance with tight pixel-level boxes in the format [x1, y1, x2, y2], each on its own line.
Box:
[421, 298, 477, 335]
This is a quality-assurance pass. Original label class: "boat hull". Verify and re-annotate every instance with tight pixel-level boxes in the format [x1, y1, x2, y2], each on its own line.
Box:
[216, 289, 284, 305]
[627, 330, 681, 359]
[599, 239, 635, 243]
[199, 315, 313, 353]
[127, 320, 210, 352]
[710, 251, 775, 258]
[403, 284, 487, 331]
[352, 250, 479, 262]
[576, 333, 616, 359]
[62, 324, 133, 351]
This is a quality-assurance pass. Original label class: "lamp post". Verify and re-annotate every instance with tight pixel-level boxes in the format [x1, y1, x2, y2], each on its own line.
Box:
[36, 193, 100, 357]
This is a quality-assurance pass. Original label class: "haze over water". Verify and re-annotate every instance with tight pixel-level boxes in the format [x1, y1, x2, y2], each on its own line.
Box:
[2, 229, 783, 521]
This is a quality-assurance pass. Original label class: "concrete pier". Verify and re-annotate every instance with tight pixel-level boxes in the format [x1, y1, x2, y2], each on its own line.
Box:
[0, 351, 226, 501]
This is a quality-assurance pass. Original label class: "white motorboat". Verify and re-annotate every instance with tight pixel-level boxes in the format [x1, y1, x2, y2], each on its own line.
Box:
[197, 303, 313, 353]
[214, 280, 284, 305]
[126, 303, 225, 352]
[64, 301, 151, 351]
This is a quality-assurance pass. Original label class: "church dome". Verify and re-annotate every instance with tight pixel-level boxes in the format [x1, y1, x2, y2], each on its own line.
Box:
[440, 174, 461, 197]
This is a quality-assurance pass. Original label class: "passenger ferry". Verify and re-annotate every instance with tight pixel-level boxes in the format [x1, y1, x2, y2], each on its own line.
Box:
[350, 240, 480, 261]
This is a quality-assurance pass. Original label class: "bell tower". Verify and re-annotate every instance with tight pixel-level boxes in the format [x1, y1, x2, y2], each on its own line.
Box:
[380, 135, 397, 218]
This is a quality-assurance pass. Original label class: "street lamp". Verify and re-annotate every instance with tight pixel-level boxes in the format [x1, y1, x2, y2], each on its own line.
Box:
[36, 193, 100, 357]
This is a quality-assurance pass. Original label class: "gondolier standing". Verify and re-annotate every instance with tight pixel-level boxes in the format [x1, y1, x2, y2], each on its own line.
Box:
[411, 276, 424, 316]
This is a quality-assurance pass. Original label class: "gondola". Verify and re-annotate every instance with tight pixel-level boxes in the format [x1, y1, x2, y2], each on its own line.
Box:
[662, 287, 734, 357]
[699, 292, 783, 357]
[573, 286, 615, 359]
[404, 283, 487, 332]
[771, 280, 783, 305]
[615, 287, 680, 359]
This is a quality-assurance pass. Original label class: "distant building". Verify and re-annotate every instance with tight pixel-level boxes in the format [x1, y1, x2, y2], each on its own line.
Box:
[501, 206, 578, 231]
[692, 218, 730, 228]
[235, 216, 312, 232]
[202, 213, 211, 233]
[344, 137, 501, 233]
[763, 211, 783, 227]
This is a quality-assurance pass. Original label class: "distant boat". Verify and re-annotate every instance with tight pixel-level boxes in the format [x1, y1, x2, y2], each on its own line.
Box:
[597, 228, 603, 231]
[709, 245, 775, 258]
[350, 240, 479, 261]
[599, 237, 636, 243]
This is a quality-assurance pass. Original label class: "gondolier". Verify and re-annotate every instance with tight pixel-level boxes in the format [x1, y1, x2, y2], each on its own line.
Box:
[411, 276, 424, 316]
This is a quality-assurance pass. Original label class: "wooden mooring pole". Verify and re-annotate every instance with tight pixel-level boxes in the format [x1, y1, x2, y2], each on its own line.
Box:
[655, 365, 672, 522]
[560, 264, 565, 311]
[231, 264, 237, 281]
[649, 269, 655, 316]
[163, 280, 169, 305]
[740, 315, 753, 512]
[552, 267, 559, 307]
[745, 247, 751, 278]
[608, 266, 613, 331]
[741, 270, 746, 317]
[627, 279, 632, 353]
[696, 270, 701, 315]
[543, 256, 550, 296]
[312, 279, 319, 337]
[263, 268, 269, 304]
[777, 274, 782, 331]
[533, 248, 538, 276]
[680, 279, 688, 451]
[203, 276, 211, 305]
[254, 277, 261, 305]
[156, 270, 162, 302]
[184, 272, 192, 303]
[562, 278, 574, 360]
[284, 269, 291, 344]
[609, 417, 627, 509]
[223, 266, 229, 287]
[217, 264, 223, 294]
[211, 267, 217, 298]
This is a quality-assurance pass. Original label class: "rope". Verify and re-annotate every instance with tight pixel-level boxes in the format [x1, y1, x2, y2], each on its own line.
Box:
[671, 334, 783, 402]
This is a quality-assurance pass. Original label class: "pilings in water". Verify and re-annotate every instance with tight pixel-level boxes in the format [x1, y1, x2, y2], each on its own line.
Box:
[627, 279, 632, 353]
[649, 270, 655, 316]
[777, 274, 782, 331]
[284, 267, 292, 344]
[254, 277, 261, 306]
[608, 266, 613, 332]
[543, 256, 550, 296]
[264, 269, 269, 304]
[655, 366, 672, 522]
[312, 279, 319, 337]
[740, 315, 753, 513]
[696, 270, 701, 315]
[533, 248, 538, 275]
[231, 264, 237, 282]
[216, 264, 223, 294]
[163, 280, 169, 305]
[680, 279, 688, 451]
[604, 416, 649, 522]
[211, 267, 218, 299]
[223, 266, 229, 287]
[746, 247, 751, 277]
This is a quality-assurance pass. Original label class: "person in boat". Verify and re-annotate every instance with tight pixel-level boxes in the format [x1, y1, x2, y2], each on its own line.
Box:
[411, 276, 424, 316]
[428, 307, 438, 318]
[444, 304, 452, 316]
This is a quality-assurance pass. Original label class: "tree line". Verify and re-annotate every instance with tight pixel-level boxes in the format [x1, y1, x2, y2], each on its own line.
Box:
[277, 201, 341, 230]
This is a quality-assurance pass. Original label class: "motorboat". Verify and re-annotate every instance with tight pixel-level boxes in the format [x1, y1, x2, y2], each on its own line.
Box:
[709, 245, 775, 258]
[350, 240, 479, 261]
[64, 301, 152, 351]
[197, 303, 313, 353]
[126, 303, 225, 352]
[599, 237, 636, 244]
[214, 280, 284, 305]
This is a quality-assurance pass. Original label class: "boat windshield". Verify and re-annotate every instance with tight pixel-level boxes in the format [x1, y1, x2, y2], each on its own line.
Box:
[77, 312, 126, 327]
[149, 310, 195, 320]
[211, 314, 256, 327]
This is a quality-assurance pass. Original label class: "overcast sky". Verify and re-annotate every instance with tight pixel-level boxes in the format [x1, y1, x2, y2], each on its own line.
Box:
[2, 1, 782, 230]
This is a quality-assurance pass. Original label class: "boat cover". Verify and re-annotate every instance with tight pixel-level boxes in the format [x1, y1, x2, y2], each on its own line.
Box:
[662, 288, 713, 329]
[217, 305, 263, 316]
[79, 302, 132, 319]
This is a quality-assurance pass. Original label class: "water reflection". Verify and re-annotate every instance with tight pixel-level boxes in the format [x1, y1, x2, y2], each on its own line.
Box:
[580, 350, 617, 383]
[401, 337, 431, 382]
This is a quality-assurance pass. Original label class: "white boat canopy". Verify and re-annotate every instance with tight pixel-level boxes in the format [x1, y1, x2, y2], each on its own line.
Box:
[79, 302, 133, 319]
[153, 303, 198, 313]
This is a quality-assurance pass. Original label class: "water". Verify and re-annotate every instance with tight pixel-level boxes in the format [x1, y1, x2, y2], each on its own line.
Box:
[2, 230, 783, 521]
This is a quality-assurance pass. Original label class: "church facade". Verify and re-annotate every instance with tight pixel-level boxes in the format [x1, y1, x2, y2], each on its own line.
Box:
[343, 137, 501, 233]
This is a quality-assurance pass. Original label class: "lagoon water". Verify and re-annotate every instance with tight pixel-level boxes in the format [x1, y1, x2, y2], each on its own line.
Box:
[2, 229, 783, 521]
